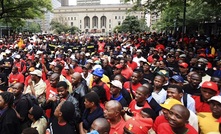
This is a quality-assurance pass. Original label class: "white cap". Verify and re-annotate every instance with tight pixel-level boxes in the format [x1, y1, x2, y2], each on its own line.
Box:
[57, 45, 62, 48]
[109, 80, 122, 89]
[137, 49, 142, 53]
[64, 65, 69, 70]
[0, 40, 3, 43]
[85, 53, 90, 57]
[49, 61, 56, 66]
[30, 70, 42, 77]
[93, 64, 102, 70]
[5, 49, 11, 54]
[36, 50, 43, 55]
[208, 96, 221, 103]
[67, 49, 72, 52]
[86, 59, 93, 64]
[14, 54, 21, 59]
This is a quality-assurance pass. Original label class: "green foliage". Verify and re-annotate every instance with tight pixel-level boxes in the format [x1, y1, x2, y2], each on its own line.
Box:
[0, 0, 52, 30]
[114, 16, 142, 33]
[50, 20, 80, 34]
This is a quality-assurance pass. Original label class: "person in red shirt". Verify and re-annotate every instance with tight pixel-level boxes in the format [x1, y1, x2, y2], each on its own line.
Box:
[92, 68, 111, 101]
[104, 100, 125, 134]
[72, 59, 83, 73]
[97, 37, 105, 53]
[157, 104, 197, 134]
[193, 81, 219, 113]
[153, 98, 182, 131]
[8, 66, 24, 86]
[13, 54, 27, 75]
[128, 86, 151, 116]
[127, 55, 138, 71]
[120, 59, 133, 80]
[124, 71, 142, 98]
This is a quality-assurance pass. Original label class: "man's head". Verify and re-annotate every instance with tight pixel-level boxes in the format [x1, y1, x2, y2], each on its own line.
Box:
[71, 72, 82, 86]
[211, 77, 221, 91]
[178, 62, 189, 74]
[131, 71, 141, 84]
[208, 96, 221, 119]
[12, 83, 24, 97]
[104, 100, 122, 121]
[154, 75, 165, 89]
[50, 73, 60, 88]
[56, 81, 69, 99]
[90, 118, 110, 134]
[84, 92, 100, 109]
[135, 86, 149, 104]
[113, 64, 122, 75]
[160, 98, 182, 120]
[167, 84, 183, 101]
[201, 81, 218, 101]
[11, 66, 19, 74]
[109, 80, 122, 96]
[169, 75, 184, 87]
[92, 68, 104, 83]
[190, 73, 202, 88]
[0, 92, 14, 110]
[120, 59, 127, 69]
[53, 64, 63, 74]
[168, 104, 190, 128]
[30, 70, 42, 82]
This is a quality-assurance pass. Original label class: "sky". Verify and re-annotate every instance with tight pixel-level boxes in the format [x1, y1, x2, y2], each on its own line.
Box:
[69, 0, 121, 5]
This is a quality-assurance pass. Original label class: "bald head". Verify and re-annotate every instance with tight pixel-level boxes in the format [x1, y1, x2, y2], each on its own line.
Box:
[91, 118, 110, 134]
[50, 73, 60, 80]
[105, 100, 122, 112]
[71, 72, 82, 86]
[170, 104, 190, 121]
[137, 86, 150, 96]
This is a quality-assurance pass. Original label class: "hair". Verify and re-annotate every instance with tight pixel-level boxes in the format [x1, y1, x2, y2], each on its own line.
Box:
[60, 101, 76, 123]
[84, 92, 100, 106]
[167, 84, 183, 93]
[142, 83, 153, 94]
[0, 92, 14, 107]
[55, 64, 63, 72]
[142, 108, 157, 121]
[22, 127, 39, 134]
[56, 81, 68, 89]
[31, 105, 44, 121]
[152, 54, 160, 60]
[93, 118, 110, 133]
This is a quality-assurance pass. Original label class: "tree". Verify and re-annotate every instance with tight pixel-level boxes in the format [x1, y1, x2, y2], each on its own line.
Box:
[50, 20, 80, 34]
[116, 16, 141, 33]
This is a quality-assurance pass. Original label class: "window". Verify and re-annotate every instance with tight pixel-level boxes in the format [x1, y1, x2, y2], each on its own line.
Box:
[118, 21, 121, 25]
[74, 17, 76, 20]
[71, 17, 73, 20]
[109, 24, 111, 28]
[80, 20, 82, 23]
[71, 22, 73, 26]
[118, 16, 120, 19]
[115, 16, 117, 19]
[100, 16, 107, 28]
[68, 17, 70, 20]
[122, 16, 124, 19]
[80, 25, 81, 29]
[109, 19, 111, 23]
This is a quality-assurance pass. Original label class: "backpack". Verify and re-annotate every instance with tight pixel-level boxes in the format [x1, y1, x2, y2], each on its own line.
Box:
[22, 93, 39, 108]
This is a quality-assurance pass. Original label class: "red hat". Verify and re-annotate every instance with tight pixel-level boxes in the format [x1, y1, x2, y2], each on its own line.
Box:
[179, 62, 188, 68]
[124, 117, 153, 134]
[116, 46, 121, 49]
[216, 117, 221, 123]
[199, 53, 206, 58]
[115, 64, 122, 69]
[207, 54, 215, 58]
[201, 81, 218, 92]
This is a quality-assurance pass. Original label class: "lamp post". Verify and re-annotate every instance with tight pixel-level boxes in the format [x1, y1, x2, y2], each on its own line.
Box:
[182, 0, 186, 44]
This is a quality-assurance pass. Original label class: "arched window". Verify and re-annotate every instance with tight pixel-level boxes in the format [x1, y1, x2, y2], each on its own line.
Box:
[100, 16, 107, 28]
[84, 16, 90, 29]
[92, 16, 98, 29]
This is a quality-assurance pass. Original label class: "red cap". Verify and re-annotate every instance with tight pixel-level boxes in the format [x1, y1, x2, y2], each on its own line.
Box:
[179, 62, 188, 68]
[124, 117, 153, 134]
[116, 46, 121, 49]
[201, 81, 218, 92]
[115, 64, 122, 69]
[207, 54, 214, 58]
[217, 117, 221, 123]
[199, 53, 206, 58]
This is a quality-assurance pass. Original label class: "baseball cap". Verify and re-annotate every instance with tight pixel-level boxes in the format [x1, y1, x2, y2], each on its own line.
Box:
[115, 64, 122, 69]
[108, 80, 122, 89]
[30, 70, 42, 77]
[92, 68, 104, 77]
[160, 98, 182, 110]
[137, 49, 142, 53]
[179, 54, 186, 58]
[179, 62, 188, 68]
[201, 81, 218, 92]
[170, 75, 184, 83]
[198, 58, 208, 64]
[93, 64, 102, 70]
[14, 54, 21, 59]
[157, 70, 169, 77]
[208, 95, 221, 103]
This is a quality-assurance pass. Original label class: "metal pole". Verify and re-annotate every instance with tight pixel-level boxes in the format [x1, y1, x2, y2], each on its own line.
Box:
[182, 0, 186, 43]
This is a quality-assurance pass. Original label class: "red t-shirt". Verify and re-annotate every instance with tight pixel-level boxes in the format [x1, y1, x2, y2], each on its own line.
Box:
[14, 60, 26, 73]
[24, 75, 31, 86]
[153, 115, 168, 131]
[121, 67, 133, 80]
[109, 117, 126, 134]
[193, 96, 211, 113]
[74, 66, 83, 73]
[157, 123, 197, 134]
[124, 81, 142, 92]
[129, 99, 151, 116]
[98, 42, 105, 53]
[45, 85, 57, 118]
[92, 82, 111, 101]
[8, 73, 24, 84]
[127, 61, 138, 71]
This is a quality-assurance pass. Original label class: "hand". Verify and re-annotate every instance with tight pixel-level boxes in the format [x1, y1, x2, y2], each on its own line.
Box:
[28, 79, 33, 86]
[48, 96, 58, 102]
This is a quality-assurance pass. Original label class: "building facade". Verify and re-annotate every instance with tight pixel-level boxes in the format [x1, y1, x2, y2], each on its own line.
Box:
[77, 0, 100, 5]
[53, 4, 143, 34]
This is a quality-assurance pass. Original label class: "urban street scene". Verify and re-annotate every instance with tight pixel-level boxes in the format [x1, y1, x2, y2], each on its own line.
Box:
[0, 0, 220, 134]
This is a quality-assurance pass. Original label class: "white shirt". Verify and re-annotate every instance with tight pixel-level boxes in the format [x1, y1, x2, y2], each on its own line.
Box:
[81, 72, 92, 87]
[152, 88, 167, 104]
[188, 110, 199, 132]
[181, 93, 196, 113]
[133, 56, 146, 67]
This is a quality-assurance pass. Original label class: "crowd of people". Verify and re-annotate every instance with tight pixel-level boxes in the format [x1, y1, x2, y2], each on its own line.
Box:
[0, 32, 221, 134]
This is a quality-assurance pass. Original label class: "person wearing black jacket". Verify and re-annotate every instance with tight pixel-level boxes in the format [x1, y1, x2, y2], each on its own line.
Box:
[0, 92, 21, 134]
